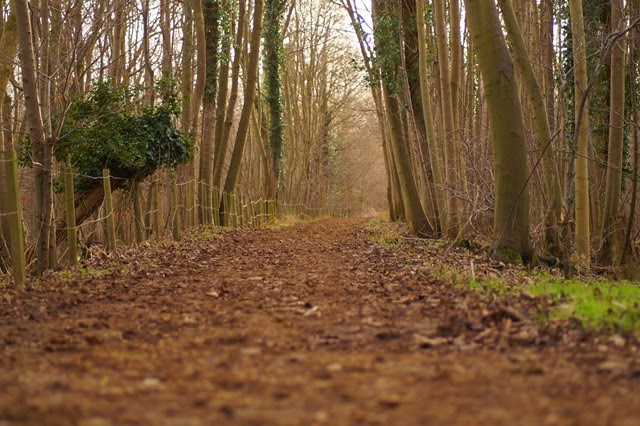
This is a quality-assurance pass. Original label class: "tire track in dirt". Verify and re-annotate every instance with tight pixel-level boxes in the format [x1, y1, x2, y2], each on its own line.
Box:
[1, 218, 639, 425]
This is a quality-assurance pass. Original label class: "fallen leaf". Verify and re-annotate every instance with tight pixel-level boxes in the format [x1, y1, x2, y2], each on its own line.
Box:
[415, 334, 448, 348]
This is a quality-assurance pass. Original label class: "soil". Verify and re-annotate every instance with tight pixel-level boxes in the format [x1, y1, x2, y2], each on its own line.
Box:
[1, 217, 640, 425]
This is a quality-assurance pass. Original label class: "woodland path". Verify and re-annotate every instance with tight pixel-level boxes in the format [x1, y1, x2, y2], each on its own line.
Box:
[1, 218, 640, 425]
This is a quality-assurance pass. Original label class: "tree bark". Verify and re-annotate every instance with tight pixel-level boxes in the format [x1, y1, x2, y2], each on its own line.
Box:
[15, 0, 52, 274]
[222, 0, 264, 199]
[568, 0, 592, 272]
[199, 0, 221, 224]
[601, 0, 625, 264]
[0, 12, 18, 248]
[433, 0, 459, 237]
[497, 0, 563, 257]
[416, 0, 446, 234]
[465, 0, 532, 263]
[373, 0, 432, 236]
[213, 0, 246, 191]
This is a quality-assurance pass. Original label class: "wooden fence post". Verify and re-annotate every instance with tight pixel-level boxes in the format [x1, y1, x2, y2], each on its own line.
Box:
[222, 191, 230, 227]
[133, 181, 145, 243]
[102, 169, 117, 252]
[171, 174, 180, 240]
[64, 161, 77, 266]
[213, 187, 220, 226]
[4, 149, 25, 286]
[269, 200, 276, 223]
[229, 193, 237, 227]
[249, 200, 256, 228]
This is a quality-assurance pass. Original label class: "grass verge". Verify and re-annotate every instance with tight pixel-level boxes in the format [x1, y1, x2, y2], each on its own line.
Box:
[365, 216, 640, 334]
[528, 279, 640, 332]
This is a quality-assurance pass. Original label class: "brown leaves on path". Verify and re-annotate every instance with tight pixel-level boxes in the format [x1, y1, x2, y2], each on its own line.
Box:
[0, 218, 639, 425]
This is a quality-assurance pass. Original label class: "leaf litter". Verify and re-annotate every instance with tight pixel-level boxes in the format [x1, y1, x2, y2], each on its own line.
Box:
[0, 218, 639, 425]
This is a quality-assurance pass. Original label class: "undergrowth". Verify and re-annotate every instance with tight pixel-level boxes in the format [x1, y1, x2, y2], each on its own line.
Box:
[366, 216, 640, 334]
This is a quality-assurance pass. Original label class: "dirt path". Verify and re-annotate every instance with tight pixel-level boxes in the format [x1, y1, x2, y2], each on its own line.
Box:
[1, 218, 639, 425]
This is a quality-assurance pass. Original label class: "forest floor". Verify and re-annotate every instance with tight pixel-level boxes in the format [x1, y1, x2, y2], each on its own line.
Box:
[1, 217, 640, 425]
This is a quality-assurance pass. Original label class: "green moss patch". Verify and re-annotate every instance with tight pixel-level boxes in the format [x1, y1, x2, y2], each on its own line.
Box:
[529, 279, 640, 332]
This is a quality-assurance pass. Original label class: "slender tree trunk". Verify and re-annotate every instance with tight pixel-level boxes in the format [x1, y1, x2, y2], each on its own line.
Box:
[109, 0, 125, 83]
[222, 0, 263, 198]
[601, 0, 626, 264]
[0, 12, 17, 248]
[568, 0, 592, 272]
[433, 0, 459, 238]
[401, 0, 438, 229]
[416, 0, 446, 234]
[373, 0, 431, 236]
[342, 0, 400, 220]
[181, 0, 195, 229]
[541, 0, 555, 134]
[449, 0, 461, 124]
[210, 5, 232, 196]
[191, 0, 207, 225]
[199, 0, 221, 225]
[213, 0, 246, 190]
[142, 0, 155, 103]
[264, 0, 286, 199]
[15, 0, 52, 274]
[466, 0, 532, 263]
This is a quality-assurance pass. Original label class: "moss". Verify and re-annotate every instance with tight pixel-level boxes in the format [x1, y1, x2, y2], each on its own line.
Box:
[529, 279, 640, 332]
[491, 244, 523, 265]
[457, 238, 477, 251]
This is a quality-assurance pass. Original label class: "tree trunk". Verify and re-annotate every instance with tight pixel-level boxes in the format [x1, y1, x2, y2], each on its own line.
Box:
[0, 12, 18, 249]
[373, 0, 431, 236]
[210, 4, 232, 197]
[497, 0, 563, 257]
[264, 0, 287, 198]
[416, 0, 446, 234]
[191, 0, 207, 226]
[213, 0, 246, 190]
[433, 0, 459, 237]
[199, 0, 221, 225]
[601, 0, 625, 264]
[222, 0, 263, 198]
[15, 0, 52, 274]
[568, 0, 592, 272]
[181, 0, 195, 229]
[465, 0, 532, 263]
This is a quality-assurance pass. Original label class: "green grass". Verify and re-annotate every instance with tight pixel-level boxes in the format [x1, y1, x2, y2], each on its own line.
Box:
[364, 216, 404, 247]
[468, 278, 519, 296]
[529, 279, 640, 332]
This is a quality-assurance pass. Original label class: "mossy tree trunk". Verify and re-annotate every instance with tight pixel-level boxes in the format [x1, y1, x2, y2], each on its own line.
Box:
[373, 0, 432, 236]
[199, 0, 221, 225]
[263, 0, 287, 199]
